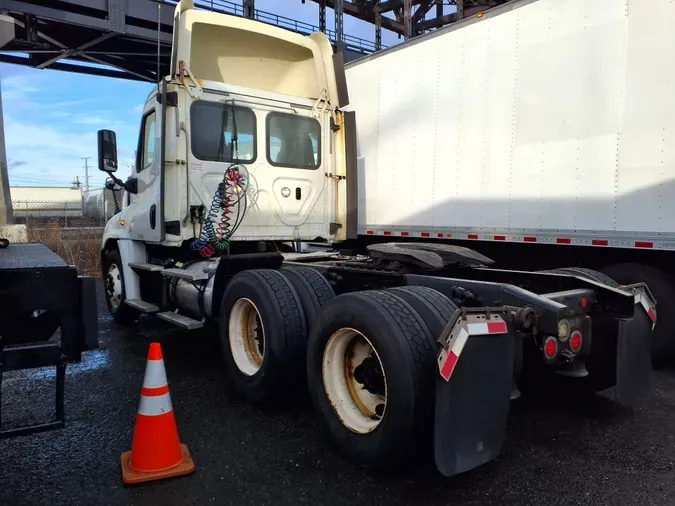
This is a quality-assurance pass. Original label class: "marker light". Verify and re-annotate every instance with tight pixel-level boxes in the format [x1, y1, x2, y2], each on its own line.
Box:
[570, 331, 583, 353]
[543, 336, 559, 360]
[557, 319, 570, 341]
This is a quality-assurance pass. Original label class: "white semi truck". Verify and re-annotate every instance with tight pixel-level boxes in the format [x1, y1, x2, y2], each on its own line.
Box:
[99, 0, 657, 476]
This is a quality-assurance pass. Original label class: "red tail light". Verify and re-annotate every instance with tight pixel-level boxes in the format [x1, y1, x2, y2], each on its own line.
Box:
[570, 331, 582, 353]
[543, 336, 558, 360]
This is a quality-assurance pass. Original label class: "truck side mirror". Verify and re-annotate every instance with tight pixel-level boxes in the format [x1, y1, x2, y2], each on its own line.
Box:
[97, 129, 118, 173]
[104, 177, 116, 191]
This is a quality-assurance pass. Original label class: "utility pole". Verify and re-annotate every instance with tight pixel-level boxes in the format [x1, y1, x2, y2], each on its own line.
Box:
[0, 80, 12, 224]
[82, 156, 91, 191]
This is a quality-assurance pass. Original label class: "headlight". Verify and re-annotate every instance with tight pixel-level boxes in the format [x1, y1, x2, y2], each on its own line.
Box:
[558, 319, 570, 341]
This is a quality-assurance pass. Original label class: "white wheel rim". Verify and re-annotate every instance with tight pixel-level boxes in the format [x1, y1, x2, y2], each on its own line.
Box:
[229, 298, 266, 376]
[106, 263, 122, 309]
[322, 328, 387, 434]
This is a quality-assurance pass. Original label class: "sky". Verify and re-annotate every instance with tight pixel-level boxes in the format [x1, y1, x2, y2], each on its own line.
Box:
[0, 0, 433, 190]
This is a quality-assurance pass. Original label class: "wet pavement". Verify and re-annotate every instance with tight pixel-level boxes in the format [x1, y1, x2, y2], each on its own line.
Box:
[1, 283, 675, 505]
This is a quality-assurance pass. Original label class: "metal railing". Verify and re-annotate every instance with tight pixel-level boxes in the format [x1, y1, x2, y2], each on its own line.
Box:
[161, 0, 384, 54]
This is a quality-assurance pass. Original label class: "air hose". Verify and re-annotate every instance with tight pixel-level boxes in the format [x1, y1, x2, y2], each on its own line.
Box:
[190, 163, 249, 257]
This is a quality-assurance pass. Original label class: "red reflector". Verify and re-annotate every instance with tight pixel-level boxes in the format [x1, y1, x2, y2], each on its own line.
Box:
[557, 238, 571, 244]
[438, 233, 444, 238]
[366, 230, 374, 235]
[421, 232, 430, 237]
[570, 331, 582, 352]
[524, 236, 537, 242]
[544, 337, 558, 359]
[383, 231, 391, 236]
[468, 234, 479, 240]
[580, 298, 588, 308]
[635, 241, 653, 249]
[401, 231, 409, 236]
[487, 321, 508, 333]
[592, 239, 608, 246]
[494, 235, 506, 241]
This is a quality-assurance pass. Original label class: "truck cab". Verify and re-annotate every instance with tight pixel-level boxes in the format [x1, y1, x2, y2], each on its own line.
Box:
[101, 0, 349, 252]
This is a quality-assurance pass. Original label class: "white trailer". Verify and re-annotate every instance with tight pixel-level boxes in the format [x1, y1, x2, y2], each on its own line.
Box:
[98, 0, 656, 478]
[345, 0, 675, 362]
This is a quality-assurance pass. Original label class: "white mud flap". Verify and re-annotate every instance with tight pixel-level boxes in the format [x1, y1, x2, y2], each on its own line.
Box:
[434, 311, 515, 477]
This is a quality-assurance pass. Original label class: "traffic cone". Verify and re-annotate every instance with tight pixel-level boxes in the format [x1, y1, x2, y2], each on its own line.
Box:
[120, 342, 195, 485]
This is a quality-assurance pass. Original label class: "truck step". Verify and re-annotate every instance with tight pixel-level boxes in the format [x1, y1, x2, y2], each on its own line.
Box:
[125, 299, 159, 313]
[157, 311, 204, 330]
[128, 262, 164, 272]
[161, 267, 208, 281]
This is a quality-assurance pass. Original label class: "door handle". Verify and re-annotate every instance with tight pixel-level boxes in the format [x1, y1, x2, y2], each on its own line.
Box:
[150, 204, 156, 230]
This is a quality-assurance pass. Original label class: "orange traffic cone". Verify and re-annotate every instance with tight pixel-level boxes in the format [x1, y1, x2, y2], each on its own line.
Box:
[120, 342, 195, 485]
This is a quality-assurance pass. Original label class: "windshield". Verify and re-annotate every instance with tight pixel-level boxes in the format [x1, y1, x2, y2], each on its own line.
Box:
[190, 101, 256, 163]
[267, 112, 321, 169]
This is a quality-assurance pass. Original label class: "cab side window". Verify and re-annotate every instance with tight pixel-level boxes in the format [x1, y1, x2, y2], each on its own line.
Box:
[137, 110, 156, 172]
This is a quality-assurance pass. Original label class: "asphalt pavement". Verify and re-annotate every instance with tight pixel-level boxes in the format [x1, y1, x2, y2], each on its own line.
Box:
[1, 284, 674, 506]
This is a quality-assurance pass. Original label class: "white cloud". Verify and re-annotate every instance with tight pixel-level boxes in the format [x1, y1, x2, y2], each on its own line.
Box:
[5, 115, 133, 187]
[129, 103, 144, 115]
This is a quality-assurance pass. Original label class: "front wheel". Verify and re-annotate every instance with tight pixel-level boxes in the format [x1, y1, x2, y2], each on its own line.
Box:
[102, 249, 139, 325]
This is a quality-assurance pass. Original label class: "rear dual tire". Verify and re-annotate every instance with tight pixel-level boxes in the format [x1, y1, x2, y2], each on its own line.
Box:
[219, 269, 308, 403]
[307, 287, 456, 469]
[220, 271, 457, 469]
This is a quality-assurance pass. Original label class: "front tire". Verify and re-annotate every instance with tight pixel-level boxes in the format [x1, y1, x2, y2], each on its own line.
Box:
[102, 249, 139, 325]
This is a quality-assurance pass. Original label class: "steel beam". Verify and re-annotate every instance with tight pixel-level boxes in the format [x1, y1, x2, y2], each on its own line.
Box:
[375, 12, 381, 50]
[456, 0, 465, 20]
[319, 0, 326, 33]
[0, 54, 146, 81]
[335, 0, 344, 53]
[403, 0, 412, 39]
[243, 0, 255, 19]
[309, 1, 404, 33]
[0, 1, 172, 43]
[415, 13, 458, 31]
[35, 31, 117, 69]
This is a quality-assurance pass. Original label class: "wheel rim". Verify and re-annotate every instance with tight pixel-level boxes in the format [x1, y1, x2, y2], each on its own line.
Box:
[106, 263, 122, 309]
[322, 328, 387, 434]
[229, 298, 266, 376]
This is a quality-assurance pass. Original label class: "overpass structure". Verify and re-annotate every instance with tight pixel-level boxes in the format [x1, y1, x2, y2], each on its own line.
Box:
[0, 0, 382, 83]
[0, 0, 511, 83]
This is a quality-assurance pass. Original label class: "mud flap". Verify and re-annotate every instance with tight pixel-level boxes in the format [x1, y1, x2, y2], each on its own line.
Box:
[434, 317, 515, 477]
[615, 308, 652, 405]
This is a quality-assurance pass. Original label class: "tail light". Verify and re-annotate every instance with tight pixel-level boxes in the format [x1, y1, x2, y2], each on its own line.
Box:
[569, 331, 583, 353]
[543, 336, 559, 360]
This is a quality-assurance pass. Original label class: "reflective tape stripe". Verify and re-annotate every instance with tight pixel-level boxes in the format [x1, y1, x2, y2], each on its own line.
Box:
[138, 392, 173, 416]
[466, 321, 508, 335]
[635, 294, 657, 323]
[439, 328, 469, 381]
[450, 327, 470, 357]
[142, 384, 170, 397]
[142, 359, 168, 389]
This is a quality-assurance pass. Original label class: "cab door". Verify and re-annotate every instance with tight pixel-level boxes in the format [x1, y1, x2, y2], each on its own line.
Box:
[128, 96, 163, 242]
[260, 108, 332, 236]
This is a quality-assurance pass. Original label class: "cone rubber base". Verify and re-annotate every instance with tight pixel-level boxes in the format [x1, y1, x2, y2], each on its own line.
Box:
[121, 443, 195, 485]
